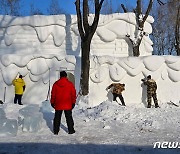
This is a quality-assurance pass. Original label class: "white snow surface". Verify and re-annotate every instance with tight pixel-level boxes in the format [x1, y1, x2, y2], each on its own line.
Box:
[1, 54, 180, 107]
[0, 99, 180, 154]
[0, 13, 153, 56]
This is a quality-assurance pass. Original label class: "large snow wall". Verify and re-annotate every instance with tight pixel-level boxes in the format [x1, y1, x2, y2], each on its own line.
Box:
[0, 54, 76, 104]
[89, 55, 180, 107]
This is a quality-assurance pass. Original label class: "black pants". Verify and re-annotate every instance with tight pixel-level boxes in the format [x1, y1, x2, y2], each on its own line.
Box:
[14, 94, 22, 105]
[53, 110, 75, 134]
[113, 93, 126, 106]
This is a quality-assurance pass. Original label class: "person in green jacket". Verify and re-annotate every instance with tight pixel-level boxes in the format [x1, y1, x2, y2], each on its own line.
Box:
[12, 75, 26, 105]
[141, 75, 159, 108]
[106, 83, 126, 106]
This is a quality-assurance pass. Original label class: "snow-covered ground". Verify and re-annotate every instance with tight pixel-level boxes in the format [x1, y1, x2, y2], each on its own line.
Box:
[0, 98, 180, 154]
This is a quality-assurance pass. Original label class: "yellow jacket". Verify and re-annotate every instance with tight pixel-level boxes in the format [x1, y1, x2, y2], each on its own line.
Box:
[12, 78, 26, 95]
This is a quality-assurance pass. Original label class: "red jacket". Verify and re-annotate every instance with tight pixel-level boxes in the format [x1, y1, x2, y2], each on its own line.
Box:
[50, 77, 76, 110]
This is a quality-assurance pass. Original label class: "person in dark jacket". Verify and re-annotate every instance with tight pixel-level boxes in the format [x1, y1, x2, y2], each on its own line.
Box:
[106, 83, 126, 106]
[50, 71, 76, 135]
[141, 75, 159, 108]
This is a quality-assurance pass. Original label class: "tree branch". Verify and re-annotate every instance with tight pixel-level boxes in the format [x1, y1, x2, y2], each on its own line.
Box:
[91, 0, 104, 34]
[121, 4, 127, 13]
[142, 0, 153, 27]
[83, 0, 89, 33]
[175, 5, 180, 55]
[75, 0, 85, 39]
[136, 0, 142, 27]
[157, 0, 165, 5]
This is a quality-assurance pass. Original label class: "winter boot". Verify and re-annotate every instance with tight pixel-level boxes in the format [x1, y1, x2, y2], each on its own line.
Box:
[147, 103, 151, 108]
[68, 130, 75, 134]
[155, 103, 160, 108]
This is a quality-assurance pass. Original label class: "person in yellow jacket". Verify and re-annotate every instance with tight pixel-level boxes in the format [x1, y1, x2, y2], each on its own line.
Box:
[12, 75, 26, 105]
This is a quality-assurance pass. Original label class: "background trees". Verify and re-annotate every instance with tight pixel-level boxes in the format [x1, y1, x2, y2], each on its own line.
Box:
[0, 0, 22, 16]
[152, 0, 180, 55]
[47, 0, 66, 15]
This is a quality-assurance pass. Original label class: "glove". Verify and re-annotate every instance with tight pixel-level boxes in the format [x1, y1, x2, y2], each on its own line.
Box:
[51, 103, 55, 108]
[72, 104, 75, 109]
[23, 85, 26, 92]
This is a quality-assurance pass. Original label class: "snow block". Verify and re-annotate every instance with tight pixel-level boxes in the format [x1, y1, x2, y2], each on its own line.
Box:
[40, 100, 54, 113]
[0, 119, 18, 137]
[0, 108, 6, 119]
[0, 108, 18, 137]
[18, 104, 43, 133]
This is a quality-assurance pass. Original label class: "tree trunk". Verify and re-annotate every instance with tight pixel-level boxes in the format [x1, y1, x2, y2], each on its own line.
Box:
[133, 45, 140, 57]
[75, 0, 104, 96]
[175, 5, 180, 56]
[80, 38, 91, 95]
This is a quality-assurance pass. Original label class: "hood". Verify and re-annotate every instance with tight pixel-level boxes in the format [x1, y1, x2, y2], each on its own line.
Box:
[148, 79, 155, 83]
[55, 77, 69, 87]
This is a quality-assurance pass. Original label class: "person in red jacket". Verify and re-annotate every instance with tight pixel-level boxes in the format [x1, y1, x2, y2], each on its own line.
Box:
[50, 71, 76, 135]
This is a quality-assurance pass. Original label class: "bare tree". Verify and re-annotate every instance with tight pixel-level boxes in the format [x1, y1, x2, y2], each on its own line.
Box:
[0, 0, 22, 16]
[152, 0, 179, 55]
[152, 2, 168, 55]
[175, 4, 180, 55]
[166, 0, 180, 55]
[120, 0, 165, 56]
[47, 0, 66, 15]
[126, 0, 154, 56]
[29, 3, 44, 15]
[75, 0, 105, 96]
[100, 0, 113, 14]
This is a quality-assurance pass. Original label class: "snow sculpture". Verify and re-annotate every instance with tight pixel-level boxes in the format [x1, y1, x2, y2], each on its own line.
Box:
[0, 108, 6, 118]
[0, 108, 18, 137]
[0, 14, 179, 108]
[18, 104, 43, 132]
[89, 55, 180, 107]
[40, 100, 54, 113]
[0, 13, 153, 56]
[0, 54, 76, 104]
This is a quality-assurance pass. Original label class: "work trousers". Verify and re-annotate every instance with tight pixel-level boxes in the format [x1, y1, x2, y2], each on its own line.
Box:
[147, 92, 159, 108]
[53, 110, 75, 134]
[14, 94, 23, 105]
[113, 93, 126, 106]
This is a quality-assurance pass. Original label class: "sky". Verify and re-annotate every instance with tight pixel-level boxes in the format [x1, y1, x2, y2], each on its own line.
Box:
[22, 0, 137, 15]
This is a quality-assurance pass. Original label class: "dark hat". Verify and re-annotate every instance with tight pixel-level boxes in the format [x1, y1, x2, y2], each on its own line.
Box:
[19, 75, 23, 78]
[147, 75, 151, 79]
[60, 71, 67, 78]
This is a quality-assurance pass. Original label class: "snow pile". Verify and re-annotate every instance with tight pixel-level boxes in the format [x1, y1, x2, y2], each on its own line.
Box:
[0, 100, 180, 153]
[75, 100, 180, 133]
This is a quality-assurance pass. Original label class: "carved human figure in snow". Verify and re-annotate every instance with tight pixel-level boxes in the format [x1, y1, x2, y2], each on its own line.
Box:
[106, 83, 126, 106]
[141, 75, 159, 108]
